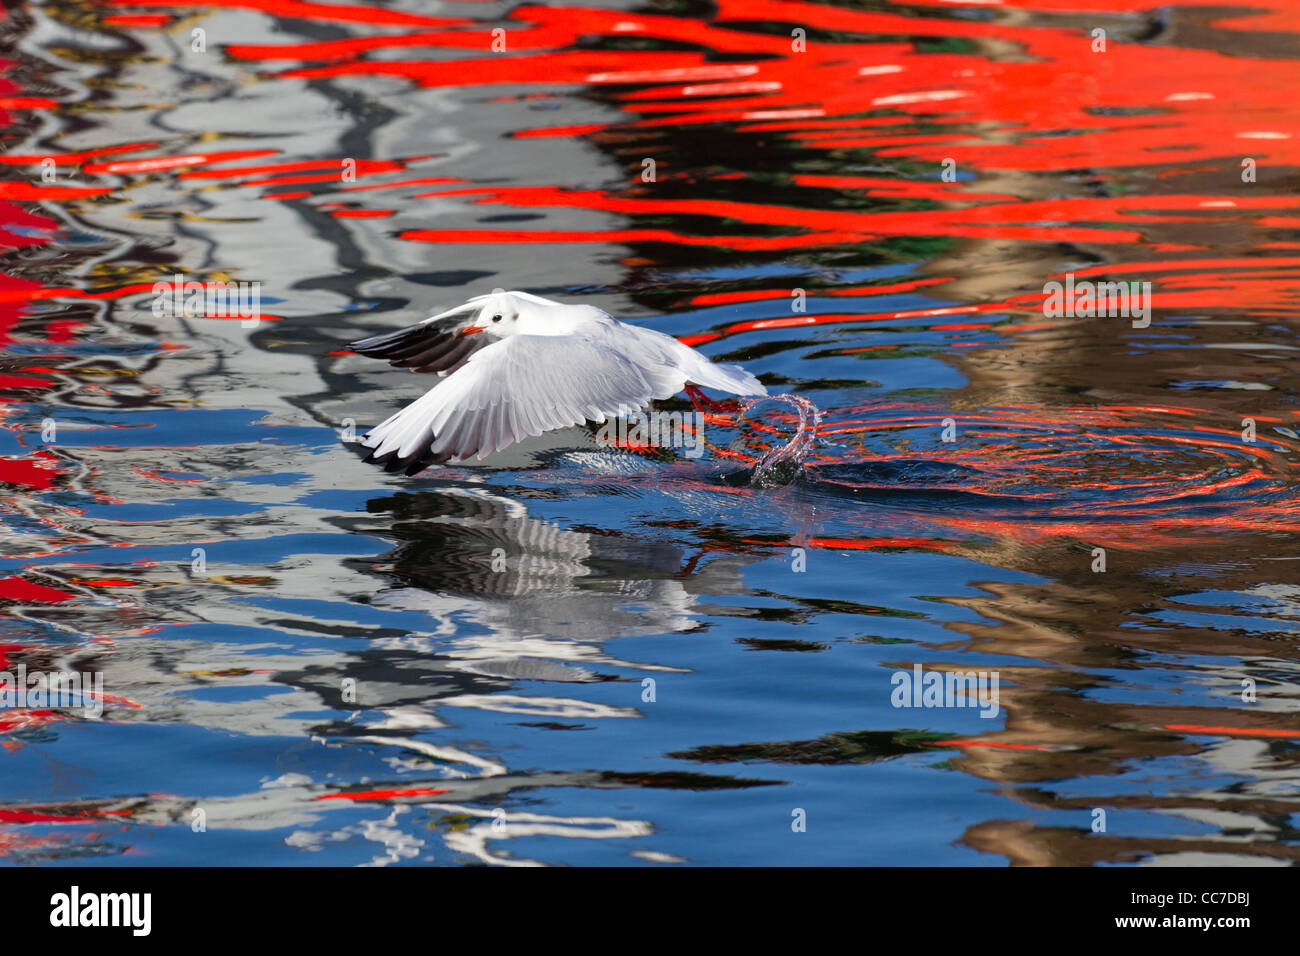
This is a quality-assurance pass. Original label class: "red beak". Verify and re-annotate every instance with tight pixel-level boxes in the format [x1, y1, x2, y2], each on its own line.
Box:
[458, 324, 485, 336]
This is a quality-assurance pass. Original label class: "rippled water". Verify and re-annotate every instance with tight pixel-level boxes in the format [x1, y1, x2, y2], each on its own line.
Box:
[1, 0, 1299, 866]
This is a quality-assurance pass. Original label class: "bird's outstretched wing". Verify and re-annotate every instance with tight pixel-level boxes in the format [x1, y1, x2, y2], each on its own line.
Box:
[361, 332, 686, 474]
[348, 291, 568, 374]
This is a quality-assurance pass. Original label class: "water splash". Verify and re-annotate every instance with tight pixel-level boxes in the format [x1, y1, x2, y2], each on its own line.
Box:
[734, 394, 822, 488]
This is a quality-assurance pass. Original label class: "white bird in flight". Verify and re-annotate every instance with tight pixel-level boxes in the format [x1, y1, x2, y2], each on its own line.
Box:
[350, 290, 767, 475]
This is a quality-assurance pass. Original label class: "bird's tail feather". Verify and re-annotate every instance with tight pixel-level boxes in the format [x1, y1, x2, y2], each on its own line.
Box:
[686, 359, 766, 396]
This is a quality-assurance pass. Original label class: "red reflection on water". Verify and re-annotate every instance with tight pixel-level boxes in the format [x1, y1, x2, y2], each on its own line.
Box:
[1165, 724, 1300, 739]
[313, 786, 451, 802]
[0, 576, 74, 602]
[29, 0, 1293, 329]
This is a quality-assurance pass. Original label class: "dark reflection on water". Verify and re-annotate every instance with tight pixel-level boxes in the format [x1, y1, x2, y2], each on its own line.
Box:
[0, 0, 1298, 865]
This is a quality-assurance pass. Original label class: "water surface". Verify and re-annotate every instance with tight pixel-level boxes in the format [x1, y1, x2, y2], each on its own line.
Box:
[0, 0, 1299, 865]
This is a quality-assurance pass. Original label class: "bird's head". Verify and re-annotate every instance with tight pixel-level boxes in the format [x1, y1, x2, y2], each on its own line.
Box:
[429, 290, 585, 339]
[454, 291, 528, 338]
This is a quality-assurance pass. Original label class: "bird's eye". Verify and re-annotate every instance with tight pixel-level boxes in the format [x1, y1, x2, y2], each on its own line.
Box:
[492, 314, 503, 323]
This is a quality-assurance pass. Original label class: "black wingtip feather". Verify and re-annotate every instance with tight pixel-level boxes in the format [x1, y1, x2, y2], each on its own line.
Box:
[350, 321, 487, 372]
[349, 324, 429, 358]
[361, 433, 455, 477]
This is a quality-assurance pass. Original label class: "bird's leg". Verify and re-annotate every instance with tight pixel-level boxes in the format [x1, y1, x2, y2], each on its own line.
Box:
[685, 384, 740, 415]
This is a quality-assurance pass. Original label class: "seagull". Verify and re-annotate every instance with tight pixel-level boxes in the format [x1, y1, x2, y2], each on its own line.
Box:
[349, 290, 767, 475]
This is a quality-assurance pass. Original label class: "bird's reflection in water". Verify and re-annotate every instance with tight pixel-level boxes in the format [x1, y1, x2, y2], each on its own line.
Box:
[356, 486, 757, 677]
